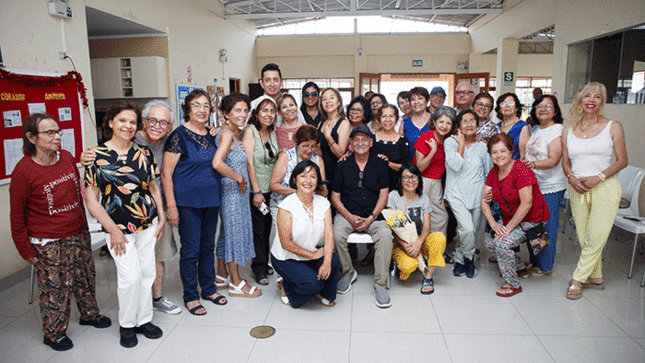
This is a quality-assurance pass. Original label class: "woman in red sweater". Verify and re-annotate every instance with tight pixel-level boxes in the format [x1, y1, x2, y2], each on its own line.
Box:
[10, 113, 110, 352]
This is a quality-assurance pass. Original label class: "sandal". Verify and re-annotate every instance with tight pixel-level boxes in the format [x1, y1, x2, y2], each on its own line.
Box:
[185, 301, 206, 316]
[420, 278, 434, 295]
[582, 279, 605, 290]
[443, 253, 455, 264]
[267, 268, 274, 276]
[276, 276, 283, 289]
[202, 293, 227, 306]
[496, 284, 522, 297]
[488, 256, 498, 263]
[228, 280, 262, 298]
[566, 281, 582, 300]
[280, 285, 290, 306]
[215, 275, 229, 290]
[255, 273, 269, 286]
[316, 294, 336, 307]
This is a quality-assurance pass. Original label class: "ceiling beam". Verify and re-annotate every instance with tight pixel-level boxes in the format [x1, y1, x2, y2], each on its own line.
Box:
[226, 8, 501, 19]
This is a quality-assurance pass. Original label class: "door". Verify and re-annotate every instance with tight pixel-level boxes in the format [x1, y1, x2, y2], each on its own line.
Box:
[359, 73, 381, 96]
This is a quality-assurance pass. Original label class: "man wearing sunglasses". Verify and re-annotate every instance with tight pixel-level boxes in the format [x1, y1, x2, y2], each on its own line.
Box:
[331, 125, 393, 308]
[80, 100, 181, 316]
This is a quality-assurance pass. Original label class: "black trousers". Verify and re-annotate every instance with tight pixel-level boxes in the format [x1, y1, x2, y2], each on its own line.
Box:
[251, 192, 273, 275]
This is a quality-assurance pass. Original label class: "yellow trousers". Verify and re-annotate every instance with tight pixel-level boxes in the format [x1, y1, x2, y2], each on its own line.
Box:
[568, 176, 621, 282]
[392, 232, 446, 280]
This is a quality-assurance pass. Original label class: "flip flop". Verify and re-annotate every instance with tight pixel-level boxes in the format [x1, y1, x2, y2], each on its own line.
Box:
[496, 285, 522, 297]
[185, 302, 206, 316]
[420, 278, 434, 295]
[202, 293, 227, 306]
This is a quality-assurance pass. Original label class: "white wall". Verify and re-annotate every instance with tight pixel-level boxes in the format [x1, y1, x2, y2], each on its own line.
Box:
[0, 0, 256, 284]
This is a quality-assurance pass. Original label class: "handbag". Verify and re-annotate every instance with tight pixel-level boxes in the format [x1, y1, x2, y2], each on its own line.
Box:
[496, 185, 551, 255]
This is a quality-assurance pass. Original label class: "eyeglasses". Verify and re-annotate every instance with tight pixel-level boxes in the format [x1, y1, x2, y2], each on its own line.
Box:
[147, 118, 171, 128]
[461, 119, 478, 126]
[39, 129, 63, 137]
[456, 90, 474, 96]
[304, 92, 319, 98]
[474, 102, 492, 109]
[535, 104, 553, 110]
[401, 175, 418, 182]
[190, 103, 211, 110]
[431, 94, 446, 99]
[500, 101, 516, 107]
[349, 107, 364, 113]
[358, 171, 364, 188]
[370, 100, 384, 106]
[264, 142, 275, 159]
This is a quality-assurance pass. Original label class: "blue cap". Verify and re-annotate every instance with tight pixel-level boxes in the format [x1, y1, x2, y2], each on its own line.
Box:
[430, 86, 446, 96]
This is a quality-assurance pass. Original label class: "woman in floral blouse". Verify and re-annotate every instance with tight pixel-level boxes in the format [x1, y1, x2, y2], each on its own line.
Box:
[84, 100, 165, 348]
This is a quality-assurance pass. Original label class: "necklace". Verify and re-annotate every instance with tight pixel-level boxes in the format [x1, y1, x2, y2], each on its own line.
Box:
[579, 116, 599, 138]
[501, 117, 518, 128]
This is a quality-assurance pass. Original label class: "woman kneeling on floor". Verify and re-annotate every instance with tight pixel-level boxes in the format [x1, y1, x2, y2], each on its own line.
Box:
[271, 160, 339, 308]
[386, 163, 446, 294]
[482, 134, 550, 298]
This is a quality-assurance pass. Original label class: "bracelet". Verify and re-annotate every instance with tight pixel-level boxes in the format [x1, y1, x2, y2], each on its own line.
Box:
[252, 191, 261, 195]
[598, 172, 606, 181]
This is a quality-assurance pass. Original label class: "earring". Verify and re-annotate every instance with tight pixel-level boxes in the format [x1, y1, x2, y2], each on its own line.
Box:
[576, 106, 583, 114]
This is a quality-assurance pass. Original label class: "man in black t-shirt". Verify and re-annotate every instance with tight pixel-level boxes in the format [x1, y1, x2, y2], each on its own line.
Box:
[331, 125, 393, 308]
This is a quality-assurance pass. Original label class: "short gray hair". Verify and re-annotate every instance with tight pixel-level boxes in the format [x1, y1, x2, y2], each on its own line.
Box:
[432, 106, 456, 123]
[142, 100, 174, 125]
[456, 80, 479, 94]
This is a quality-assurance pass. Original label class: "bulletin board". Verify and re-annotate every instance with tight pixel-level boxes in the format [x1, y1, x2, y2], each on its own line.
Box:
[176, 84, 202, 126]
[0, 68, 88, 184]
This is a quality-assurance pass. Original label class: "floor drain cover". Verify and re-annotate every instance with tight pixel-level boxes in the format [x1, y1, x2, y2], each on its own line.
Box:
[250, 325, 276, 339]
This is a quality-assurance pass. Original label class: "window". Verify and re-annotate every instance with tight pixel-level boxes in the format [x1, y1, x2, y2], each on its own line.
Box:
[283, 78, 355, 107]
[565, 24, 645, 104]
[257, 16, 467, 36]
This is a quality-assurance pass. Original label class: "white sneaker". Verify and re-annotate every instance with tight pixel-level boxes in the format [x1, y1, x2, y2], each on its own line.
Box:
[153, 297, 181, 315]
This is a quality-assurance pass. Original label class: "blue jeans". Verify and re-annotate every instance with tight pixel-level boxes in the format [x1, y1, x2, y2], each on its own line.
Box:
[271, 254, 340, 308]
[177, 206, 220, 302]
[528, 190, 564, 272]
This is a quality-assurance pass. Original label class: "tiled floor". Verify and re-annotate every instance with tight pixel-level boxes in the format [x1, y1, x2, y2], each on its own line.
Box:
[1, 226, 645, 363]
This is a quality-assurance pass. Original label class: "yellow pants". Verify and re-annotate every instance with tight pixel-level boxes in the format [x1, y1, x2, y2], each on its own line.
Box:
[392, 232, 446, 280]
[568, 176, 621, 282]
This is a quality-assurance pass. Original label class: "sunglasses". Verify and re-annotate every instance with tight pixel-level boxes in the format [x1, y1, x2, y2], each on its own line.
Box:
[304, 92, 319, 98]
[264, 142, 275, 159]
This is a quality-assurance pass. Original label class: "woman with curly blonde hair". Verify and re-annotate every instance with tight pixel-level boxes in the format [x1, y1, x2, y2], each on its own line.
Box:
[562, 82, 627, 300]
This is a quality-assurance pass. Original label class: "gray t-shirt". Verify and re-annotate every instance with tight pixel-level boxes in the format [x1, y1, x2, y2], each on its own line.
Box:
[134, 131, 168, 196]
[386, 190, 432, 235]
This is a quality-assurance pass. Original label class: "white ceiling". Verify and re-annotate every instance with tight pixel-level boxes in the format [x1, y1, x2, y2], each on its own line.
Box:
[85, 7, 165, 38]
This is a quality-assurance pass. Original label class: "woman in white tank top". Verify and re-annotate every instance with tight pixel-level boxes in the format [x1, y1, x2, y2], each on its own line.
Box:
[562, 82, 628, 300]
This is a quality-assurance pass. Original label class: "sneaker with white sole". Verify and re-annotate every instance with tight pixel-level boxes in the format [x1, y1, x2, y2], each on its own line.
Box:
[336, 270, 357, 294]
[373, 286, 392, 308]
[153, 297, 181, 315]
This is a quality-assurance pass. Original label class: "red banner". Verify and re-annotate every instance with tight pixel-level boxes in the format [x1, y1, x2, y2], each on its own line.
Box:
[0, 69, 87, 183]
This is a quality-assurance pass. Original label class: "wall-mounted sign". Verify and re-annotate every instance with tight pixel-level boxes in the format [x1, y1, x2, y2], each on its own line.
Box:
[503, 71, 514, 86]
[412, 60, 423, 67]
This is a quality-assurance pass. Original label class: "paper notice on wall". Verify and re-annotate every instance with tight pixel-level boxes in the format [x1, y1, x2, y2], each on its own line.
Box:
[3, 110, 22, 127]
[61, 129, 75, 156]
[4, 138, 24, 175]
[28, 103, 46, 115]
[58, 107, 72, 122]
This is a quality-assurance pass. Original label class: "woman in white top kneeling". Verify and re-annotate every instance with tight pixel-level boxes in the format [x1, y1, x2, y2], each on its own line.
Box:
[271, 160, 340, 308]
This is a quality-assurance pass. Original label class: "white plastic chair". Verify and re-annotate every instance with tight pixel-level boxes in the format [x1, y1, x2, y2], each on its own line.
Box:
[347, 232, 391, 288]
[28, 215, 107, 304]
[612, 166, 645, 279]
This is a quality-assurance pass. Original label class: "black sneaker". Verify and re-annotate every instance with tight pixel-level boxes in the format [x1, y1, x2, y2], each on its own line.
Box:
[79, 314, 112, 329]
[134, 322, 163, 339]
[465, 258, 477, 278]
[453, 261, 465, 276]
[44, 335, 73, 351]
[120, 327, 138, 348]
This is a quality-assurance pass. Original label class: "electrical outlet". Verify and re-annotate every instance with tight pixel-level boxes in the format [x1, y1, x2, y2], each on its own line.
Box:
[58, 52, 67, 60]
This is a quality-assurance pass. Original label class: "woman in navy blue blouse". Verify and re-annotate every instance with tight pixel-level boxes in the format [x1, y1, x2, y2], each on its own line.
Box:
[161, 90, 227, 316]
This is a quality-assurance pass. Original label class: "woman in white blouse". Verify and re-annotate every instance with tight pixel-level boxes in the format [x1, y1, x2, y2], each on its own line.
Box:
[271, 160, 339, 308]
[523, 95, 567, 276]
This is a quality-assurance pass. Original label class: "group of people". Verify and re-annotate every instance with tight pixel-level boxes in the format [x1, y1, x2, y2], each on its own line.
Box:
[10, 57, 627, 350]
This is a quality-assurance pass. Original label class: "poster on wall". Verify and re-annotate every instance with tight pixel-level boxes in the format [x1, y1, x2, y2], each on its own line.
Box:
[176, 84, 202, 126]
[0, 68, 87, 185]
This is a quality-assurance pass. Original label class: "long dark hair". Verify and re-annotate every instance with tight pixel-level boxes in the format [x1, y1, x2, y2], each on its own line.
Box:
[530, 95, 563, 125]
